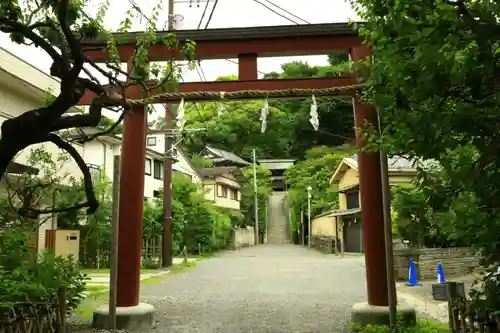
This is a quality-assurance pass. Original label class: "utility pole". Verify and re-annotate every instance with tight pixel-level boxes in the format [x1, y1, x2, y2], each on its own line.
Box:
[252, 149, 259, 245]
[162, 0, 175, 268]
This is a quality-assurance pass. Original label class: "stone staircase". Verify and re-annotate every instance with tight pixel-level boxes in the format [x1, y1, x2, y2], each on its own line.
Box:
[266, 192, 291, 244]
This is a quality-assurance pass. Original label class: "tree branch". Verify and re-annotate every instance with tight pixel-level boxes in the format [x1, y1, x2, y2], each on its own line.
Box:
[74, 112, 126, 143]
[47, 134, 98, 214]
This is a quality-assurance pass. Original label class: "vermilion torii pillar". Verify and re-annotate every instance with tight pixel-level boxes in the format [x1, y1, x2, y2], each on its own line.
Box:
[115, 53, 148, 306]
[350, 45, 389, 307]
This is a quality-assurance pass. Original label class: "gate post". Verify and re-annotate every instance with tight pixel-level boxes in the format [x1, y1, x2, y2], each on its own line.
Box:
[350, 45, 388, 307]
[349, 46, 416, 326]
[115, 105, 147, 307]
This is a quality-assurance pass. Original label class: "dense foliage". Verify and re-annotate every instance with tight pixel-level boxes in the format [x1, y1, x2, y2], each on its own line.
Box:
[285, 145, 352, 217]
[391, 159, 479, 248]
[352, 0, 500, 317]
[57, 175, 113, 268]
[0, 151, 87, 314]
[0, 0, 195, 217]
[166, 173, 235, 254]
[181, 59, 355, 160]
[0, 230, 87, 314]
[239, 165, 273, 241]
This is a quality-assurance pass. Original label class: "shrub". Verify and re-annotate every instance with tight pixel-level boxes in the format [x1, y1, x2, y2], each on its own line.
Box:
[0, 230, 88, 314]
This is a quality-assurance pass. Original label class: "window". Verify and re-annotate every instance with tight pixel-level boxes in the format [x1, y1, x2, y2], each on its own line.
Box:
[153, 190, 161, 198]
[230, 188, 238, 200]
[87, 164, 101, 183]
[218, 185, 228, 198]
[346, 191, 360, 209]
[147, 137, 156, 146]
[145, 158, 152, 175]
[153, 159, 163, 180]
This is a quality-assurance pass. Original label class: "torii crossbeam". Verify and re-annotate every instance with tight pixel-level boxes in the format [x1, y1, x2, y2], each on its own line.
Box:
[77, 23, 389, 320]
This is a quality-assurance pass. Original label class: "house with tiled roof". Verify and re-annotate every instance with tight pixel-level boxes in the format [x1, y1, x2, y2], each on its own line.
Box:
[199, 166, 247, 211]
[201, 146, 251, 167]
[310, 155, 421, 254]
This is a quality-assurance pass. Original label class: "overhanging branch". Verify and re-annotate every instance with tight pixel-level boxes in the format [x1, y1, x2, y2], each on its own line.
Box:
[47, 134, 98, 214]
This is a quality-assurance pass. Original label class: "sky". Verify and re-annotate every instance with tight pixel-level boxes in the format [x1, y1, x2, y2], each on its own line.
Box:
[0, 0, 360, 119]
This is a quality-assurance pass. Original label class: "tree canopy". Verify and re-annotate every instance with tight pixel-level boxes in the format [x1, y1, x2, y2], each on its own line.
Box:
[0, 0, 195, 216]
[352, 0, 500, 314]
[285, 145, 352, 217]
[178, 58, 355, 160]
[351, 0, 500, 265]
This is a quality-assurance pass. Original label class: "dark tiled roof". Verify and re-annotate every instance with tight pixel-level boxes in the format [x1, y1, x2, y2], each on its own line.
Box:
[204, 146, 250, 166]
[346, 154, 419, 171]
[199, 166, 247, 183]
[200, 166, 239, 177]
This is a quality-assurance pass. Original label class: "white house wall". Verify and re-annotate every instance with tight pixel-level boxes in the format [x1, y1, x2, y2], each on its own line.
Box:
[0, 48, 60, 95]
[81, 140, 163, 200]
[145, 133, 201, 184]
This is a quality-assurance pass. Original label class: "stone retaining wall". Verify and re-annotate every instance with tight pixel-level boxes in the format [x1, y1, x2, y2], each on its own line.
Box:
[393, 247, 480, 281]
[311, 236, 339, 254]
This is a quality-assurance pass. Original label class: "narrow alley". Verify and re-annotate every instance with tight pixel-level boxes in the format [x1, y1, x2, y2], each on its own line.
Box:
[138, 245, 366, 333]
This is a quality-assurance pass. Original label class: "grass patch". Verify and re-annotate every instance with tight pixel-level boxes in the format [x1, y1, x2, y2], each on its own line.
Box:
[191, 253, 216, 259]
[141, 261, 197, 284]
[350, 318, 449, 333]
[74, 261, 198, 321]
[74, 287, 109, 321]
[85, 285, 107, 292]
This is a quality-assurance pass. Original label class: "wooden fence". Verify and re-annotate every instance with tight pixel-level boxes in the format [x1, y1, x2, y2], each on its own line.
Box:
[142, 236, 162, 265]
[0, 289, 66, 333]
[448, 282, 499, 333]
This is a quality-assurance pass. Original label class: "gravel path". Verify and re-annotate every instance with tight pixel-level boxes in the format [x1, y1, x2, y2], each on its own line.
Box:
[72, 245, 367, 332]
[137, 244, 367, 333]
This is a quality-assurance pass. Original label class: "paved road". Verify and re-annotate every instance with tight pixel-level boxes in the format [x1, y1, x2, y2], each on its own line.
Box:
[140, 244, 367, 333]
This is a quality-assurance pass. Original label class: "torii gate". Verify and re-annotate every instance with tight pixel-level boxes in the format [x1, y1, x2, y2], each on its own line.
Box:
[79, 22, 389, 322]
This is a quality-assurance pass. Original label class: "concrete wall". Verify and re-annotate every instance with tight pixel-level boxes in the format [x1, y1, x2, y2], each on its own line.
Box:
[233, 226, 255, 249]
[393, 247, 481, 281]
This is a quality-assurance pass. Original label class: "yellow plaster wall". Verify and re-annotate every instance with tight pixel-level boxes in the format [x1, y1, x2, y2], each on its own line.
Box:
[311, 214, 337, 237]
[338, 168, 359, 210]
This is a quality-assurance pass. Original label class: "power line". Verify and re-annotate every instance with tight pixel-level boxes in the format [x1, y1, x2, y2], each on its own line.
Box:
[261, 0, 310, 24]
[204, 0, 219, 29]
[251, 0, 299, 25]
[196, 0, 211, 29]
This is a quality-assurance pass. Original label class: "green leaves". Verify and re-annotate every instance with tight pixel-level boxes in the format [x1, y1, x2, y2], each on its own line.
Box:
[285, 146, 350, 217]
[0, 230, 88, 312]
[239, 165, 272, 233]
[355, 0, 500, 275]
